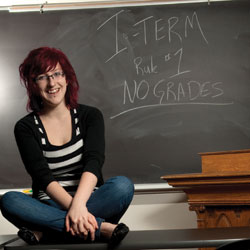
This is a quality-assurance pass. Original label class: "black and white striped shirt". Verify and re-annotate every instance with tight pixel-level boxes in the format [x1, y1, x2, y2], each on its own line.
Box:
[34, 109, 84, 200]
[14, 104, 105, 200]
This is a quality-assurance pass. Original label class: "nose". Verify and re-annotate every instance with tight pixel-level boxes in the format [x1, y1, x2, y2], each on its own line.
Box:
[47, 75, 56, 85]
[48, 74, 55, 80]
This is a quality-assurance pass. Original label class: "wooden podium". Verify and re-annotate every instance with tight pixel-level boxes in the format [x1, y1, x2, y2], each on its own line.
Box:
[162, 149, 250, 250]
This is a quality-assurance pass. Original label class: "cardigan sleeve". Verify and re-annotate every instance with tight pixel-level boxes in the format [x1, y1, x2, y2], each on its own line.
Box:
[14, 118, 56, 191]
[80, 106, 105, 184]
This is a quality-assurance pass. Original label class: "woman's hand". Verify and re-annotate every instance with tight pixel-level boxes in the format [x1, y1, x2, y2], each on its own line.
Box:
[65, 172, 99, 241]
[65, 203, 98, 241]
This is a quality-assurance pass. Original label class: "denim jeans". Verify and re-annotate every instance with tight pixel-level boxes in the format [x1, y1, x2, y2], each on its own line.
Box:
[0, 176, 134, 240]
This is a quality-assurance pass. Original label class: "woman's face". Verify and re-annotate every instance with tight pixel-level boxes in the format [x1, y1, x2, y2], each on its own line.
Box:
[35, 63, 68, 110]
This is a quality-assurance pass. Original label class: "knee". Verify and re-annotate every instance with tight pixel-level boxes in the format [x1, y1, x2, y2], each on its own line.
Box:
[1, 191, 23, 214]
[1, 191, 18, 208]
[110, 176, 134, 202]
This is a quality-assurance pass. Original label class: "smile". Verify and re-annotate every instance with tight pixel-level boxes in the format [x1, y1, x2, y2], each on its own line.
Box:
[47, 88, 60, 94]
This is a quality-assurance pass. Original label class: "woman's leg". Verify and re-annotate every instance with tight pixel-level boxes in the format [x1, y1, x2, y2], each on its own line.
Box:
[0, 191, 67, 232]
[87, 176, 134, 224]
[0, 176, 134, 240]
[0, 191, 106, 240]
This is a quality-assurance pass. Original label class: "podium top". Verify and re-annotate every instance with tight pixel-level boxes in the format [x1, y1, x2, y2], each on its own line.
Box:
[198, 149, 250, 173]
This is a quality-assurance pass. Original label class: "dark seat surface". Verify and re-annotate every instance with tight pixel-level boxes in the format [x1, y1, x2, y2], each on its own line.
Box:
[216, 238, 250, 250]
[4, 227, 250, 250]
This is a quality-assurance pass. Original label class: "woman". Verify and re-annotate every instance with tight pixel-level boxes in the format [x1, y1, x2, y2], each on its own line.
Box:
[0, 47, 134, 245]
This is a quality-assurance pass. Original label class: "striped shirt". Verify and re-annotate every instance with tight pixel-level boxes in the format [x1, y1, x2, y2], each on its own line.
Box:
[14, 104, 105, 200]
[34, 108, 84, 200]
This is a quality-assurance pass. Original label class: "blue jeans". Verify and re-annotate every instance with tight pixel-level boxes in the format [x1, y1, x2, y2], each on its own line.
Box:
[0, 176, 134, 240]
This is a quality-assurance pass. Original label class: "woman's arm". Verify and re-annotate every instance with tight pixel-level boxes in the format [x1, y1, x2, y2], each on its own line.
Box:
[65, 106, 105, 240]
[15, 117, 75, 211]
[80, 106, 105, 184]
[65, 172, 98, 241]
[14, 116, 56, 192]
[46, 181, 73, 210]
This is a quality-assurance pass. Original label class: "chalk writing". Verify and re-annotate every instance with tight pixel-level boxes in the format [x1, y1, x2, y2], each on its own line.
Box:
[134, 56, 158, 76]
[97, 10, 209, 62]
[110, 102, 234, 120]
[169, 48, 191, 78]
[185, 12, 208, 44]
[96, 9, 233, 119]
[133, 16, 154, 45]
[123, 79, 224, 105]
[97, 10, 127, 63]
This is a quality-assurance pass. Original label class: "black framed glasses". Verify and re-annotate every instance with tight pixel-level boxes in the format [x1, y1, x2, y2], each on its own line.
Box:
[35, 71, 65, 84]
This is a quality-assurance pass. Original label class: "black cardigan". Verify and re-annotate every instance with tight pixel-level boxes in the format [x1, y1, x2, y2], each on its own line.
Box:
[14, 104, 105, 197]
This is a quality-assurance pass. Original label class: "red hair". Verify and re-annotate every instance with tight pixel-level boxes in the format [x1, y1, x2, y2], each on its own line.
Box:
[19, 47, 79, 112]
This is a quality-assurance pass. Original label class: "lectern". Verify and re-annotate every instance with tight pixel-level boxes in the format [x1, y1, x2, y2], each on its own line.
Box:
[162, 149, 250, 250]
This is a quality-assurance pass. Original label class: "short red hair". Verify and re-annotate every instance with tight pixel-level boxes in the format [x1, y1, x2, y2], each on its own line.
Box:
[19, 47, 79, 112]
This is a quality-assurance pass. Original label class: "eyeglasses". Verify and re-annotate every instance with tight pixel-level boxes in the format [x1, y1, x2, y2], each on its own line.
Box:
[35, 71, 65, 84]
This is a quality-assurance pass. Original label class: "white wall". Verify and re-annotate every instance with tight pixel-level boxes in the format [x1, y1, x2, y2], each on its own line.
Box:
[123, 191, 197, 231]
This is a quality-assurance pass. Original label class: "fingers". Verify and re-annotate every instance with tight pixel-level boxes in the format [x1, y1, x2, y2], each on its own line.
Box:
[78, 221, 91, 240]
[66, 210, 97, 241]
[88, 225, 95, 241]
[70, 226, 76, 236]
[88, 213, 98, 230]
[86, 213, 98, 241]
[68, 218, 96, 241]
[73, 224, 94, 241]
[65, 216, 70, 232]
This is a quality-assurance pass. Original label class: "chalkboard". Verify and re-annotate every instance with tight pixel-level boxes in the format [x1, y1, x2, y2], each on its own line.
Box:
[1, 0, 250, 188]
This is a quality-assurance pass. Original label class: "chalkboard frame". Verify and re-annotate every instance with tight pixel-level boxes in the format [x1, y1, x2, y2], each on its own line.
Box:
[8, 0, 213, 13]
